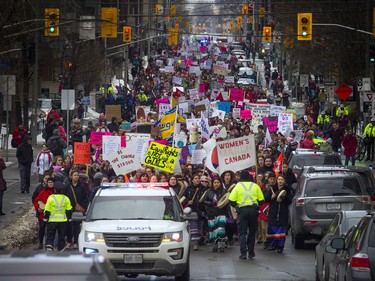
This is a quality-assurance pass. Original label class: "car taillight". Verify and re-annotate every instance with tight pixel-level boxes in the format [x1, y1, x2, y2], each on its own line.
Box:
[371, 196, 375, 203]
[296, 198, 305, 206]
[350, 253, 370, 271]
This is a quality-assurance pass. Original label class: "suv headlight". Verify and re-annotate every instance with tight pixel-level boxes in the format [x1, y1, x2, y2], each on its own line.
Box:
[162, 231, 183, 243]
[85, 232, 105, 242]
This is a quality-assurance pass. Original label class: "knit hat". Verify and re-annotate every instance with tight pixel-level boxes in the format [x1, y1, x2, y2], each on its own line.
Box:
[240, 170, 252, 181]
[268, 172, 276, 179]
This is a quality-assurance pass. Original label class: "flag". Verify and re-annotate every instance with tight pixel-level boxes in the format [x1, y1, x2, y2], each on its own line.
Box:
[154, 106, 177, 141]
[273, 152, 283, 172]
[265, 127, 272, 148]
[171, 95, 178, 107]
[202, 138, 219, 173]
[173, 87, 184, 98]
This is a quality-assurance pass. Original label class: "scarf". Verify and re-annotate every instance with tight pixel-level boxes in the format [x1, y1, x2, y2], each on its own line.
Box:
[36, 150, 52, 167]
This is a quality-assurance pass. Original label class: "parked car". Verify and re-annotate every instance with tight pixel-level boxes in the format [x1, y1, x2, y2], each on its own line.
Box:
[314, 210, 367, 281]
[0, 251, 119, 281]
[328, 212, 375, 281]
[287, 149, 342, 179]
[289, 167, 372, 249]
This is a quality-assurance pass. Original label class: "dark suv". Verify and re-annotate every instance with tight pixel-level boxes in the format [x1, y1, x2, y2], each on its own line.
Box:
[287, 149, 342, 179]
[289, 167, 372, 249]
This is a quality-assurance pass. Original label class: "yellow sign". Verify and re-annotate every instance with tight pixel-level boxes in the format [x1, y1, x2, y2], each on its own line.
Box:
[144, 142, 180, 173]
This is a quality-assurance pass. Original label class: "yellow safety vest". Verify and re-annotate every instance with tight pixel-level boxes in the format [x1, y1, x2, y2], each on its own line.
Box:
[44, 194, 72, 222]
[229, 182, 264, 208]
[364, 123, 375, 138]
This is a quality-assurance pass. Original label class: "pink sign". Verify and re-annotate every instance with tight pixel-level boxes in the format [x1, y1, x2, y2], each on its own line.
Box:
[90, 131, 113, 145]
[240, 109, 252, 120]
[229, 88, 245, 102]
[199, 46, 207, 52]
[199, 83, 206, 93]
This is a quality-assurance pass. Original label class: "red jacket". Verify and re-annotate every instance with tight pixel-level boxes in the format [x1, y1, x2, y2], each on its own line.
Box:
[342, 134, 358, 156]
[33, 188, 54, 220]
[300, 137, 315, 149]
[12, 128, 28, 146]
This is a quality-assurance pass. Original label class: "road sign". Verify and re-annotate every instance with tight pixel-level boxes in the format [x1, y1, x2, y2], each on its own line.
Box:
[358, 77, 371, 92]
[81, 96, 90, 106]
[335, 82, 353, 101]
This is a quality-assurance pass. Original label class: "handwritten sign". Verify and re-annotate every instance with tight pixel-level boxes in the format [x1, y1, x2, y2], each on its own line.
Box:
[90, 131, 112, 145]
[158, 103, 172, 119]
[262, 116, 278, 134]
[229, 88, 245, 102]
[233, 108, 241, 119]
[74, 142, 91, 164]
[105, 105, 122, 121]
[102, 136, 124, 161]
[240, 109, 252, 120]
[277, 113, 294, 135]
[144, 142, 180, 173]
[106, 141, 142, 175]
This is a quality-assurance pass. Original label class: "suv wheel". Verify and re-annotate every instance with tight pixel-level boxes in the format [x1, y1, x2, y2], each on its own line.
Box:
[175, 259, 190, 281]
[294, 234, 305, 249]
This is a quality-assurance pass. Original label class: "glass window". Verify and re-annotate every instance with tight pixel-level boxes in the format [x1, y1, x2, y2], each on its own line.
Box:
[89, 196, 180, 221]
[305, 178, 363, 197]
[327, 214, 340, 234]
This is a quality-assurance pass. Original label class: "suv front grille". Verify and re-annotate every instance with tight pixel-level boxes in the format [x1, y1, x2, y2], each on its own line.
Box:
[104, 233, 163, 248]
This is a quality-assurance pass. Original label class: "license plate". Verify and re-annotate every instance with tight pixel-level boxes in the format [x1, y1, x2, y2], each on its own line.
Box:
[327, 203, 341, 211]
[124, 254, 143, 264]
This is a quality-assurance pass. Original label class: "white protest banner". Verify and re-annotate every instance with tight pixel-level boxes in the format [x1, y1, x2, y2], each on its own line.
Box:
[103, 136, 122, 160]
[216, 135, 256, 173]
[224, 76, 235, 83]
[172, 76, 183, 85]
[186, 118, 201, 130]
[179, 101, 189, 113]
[189, 88, 199, 100]
[270, 105, 286, 117]
[189, 66, 201, 75]
[106, 141, 142, 175]
[158, 103, 172, 119]
[191, 149, 207, 165]
[232, 108, 241, 119]
[200, 117, 210, 140]
[277, 113, 294, 135]
[248, 103, 271, 131]
[164, 66, 174, 73]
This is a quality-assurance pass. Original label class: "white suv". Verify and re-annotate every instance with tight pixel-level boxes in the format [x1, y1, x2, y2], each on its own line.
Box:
[73, 183, 196, 281]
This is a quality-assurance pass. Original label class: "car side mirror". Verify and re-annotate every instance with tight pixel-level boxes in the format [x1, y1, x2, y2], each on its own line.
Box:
[311, 226, 324, 236]
[72, 211, 86, 222]
[330, 237, 345, 250]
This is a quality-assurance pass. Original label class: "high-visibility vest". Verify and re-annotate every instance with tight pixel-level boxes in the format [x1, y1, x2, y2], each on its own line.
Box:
[364, 123, 375, 138]
[44, 194, 72, 222]
[229, 182, 264, 208]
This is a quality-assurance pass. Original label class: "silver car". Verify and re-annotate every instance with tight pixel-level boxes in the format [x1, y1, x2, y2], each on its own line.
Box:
[290, 168, 372, 250]
[314, 210, 367, 281]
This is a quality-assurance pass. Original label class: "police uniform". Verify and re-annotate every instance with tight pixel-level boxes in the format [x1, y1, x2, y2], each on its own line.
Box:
[364, 118, 375, 161]
[44, 181, 73, 251]
[229, 171, 264, 259]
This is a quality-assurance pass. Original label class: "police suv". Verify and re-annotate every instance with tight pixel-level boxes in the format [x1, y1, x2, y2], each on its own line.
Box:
[73, 183, 196, 281]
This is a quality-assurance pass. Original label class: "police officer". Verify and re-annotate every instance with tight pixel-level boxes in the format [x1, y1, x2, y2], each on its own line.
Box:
[44, 181, 73, 251]
[364, 117, 375, 161]
[229, 170, 264, 260]
[316, 111, 330, 132]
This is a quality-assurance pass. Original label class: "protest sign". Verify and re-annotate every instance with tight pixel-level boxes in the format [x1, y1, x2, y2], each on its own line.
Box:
[106, 141, 142, 175]
[119, 122, 131, 132]
[102, 136, 124, 160]
[240, 109, 252, 120]
[74, 142, 91, 164]
[90, 131, 112, 145]
[213, 64, 228, 75]
[189, 88, 199, 100]
[262, 116, 279, 134]
[270, 105, 286, 117]
[105, 105, 122, 121]
[189, 66, 201, 75]
[224, 76, 235, 83]
[191, 149, 207, 164]
[229, 88, 245, 102]
[158, 103, 172, 119]
[278, 113, 294, 135]
[164, 66, 174, 73]
[136, 106, 151, 123]
[144, 142, 180, 173]
[217, 101, 231, 113]
[217, 135, 256, 173]
[232, 108, 241, 119]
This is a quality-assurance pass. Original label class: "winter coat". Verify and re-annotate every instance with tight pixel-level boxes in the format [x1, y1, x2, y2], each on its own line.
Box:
[12, 128, 28, 146]
[342, 134, 358, 156]
[282, 168, 297, 187]
[64, 181, 89, 212]
[47, 135, 67, 158]
[202, 187, 227, 219]
[328, 128, 344, 148]
[265, 185, 292, 226]
[181, 184, 201, 213]
[0, 157, 6, 192]
[319, 142, 333, 153]
[35, 150, 53, 176]
[299, 137, 315, 149]
[33, 187, 54, 220]
[16, 136, 34, 166]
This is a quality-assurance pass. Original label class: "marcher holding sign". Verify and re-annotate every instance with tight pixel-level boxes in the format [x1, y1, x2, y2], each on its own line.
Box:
[74, 142, 91, 164]
[144, 142, 180, 173]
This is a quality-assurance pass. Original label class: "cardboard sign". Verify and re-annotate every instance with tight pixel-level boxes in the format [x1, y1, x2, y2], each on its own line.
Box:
[277, 113, 294, 135]
[262, 116, 279, 134]
[105, 105, 122, 121]
[73, 142, 91, 164]
[240, 109, 252, 119]
[213, 64, 228, 75]
[144, 142, 180, 173]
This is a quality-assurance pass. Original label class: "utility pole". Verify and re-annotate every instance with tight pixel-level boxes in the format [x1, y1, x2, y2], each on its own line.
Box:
[30, 3, 39, 146]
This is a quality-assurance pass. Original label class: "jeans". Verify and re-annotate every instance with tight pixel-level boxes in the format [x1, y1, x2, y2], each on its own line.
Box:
[238, 206, 258, 256]
[345, 155, 355, 166]
[19, 164, 31, 192]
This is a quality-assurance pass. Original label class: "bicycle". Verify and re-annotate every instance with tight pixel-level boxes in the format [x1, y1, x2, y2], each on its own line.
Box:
[355, 135, 367, 161]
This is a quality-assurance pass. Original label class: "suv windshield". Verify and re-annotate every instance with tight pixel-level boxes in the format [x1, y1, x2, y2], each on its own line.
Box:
[290, 155, 340, 169]
[305, 177, 364, 197]
[89, 196, 180, 221]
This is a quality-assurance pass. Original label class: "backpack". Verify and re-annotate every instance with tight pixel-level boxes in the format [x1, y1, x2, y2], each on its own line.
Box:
[11, 138, 18, 148]
[48, 137, 61, 156]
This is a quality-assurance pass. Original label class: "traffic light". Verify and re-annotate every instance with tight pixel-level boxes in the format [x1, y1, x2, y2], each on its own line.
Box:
[123, 26, 132, 43]
[242, 5, 249, 15]
[168, 28, 178, 45]
[170, 4, 176, 16]
[297, 13, 312, 41]
[101, 7, 118, 38]
[45, 8, 60, 36]
[262, 26, 272, 42]
[370, 44, 375, 63]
